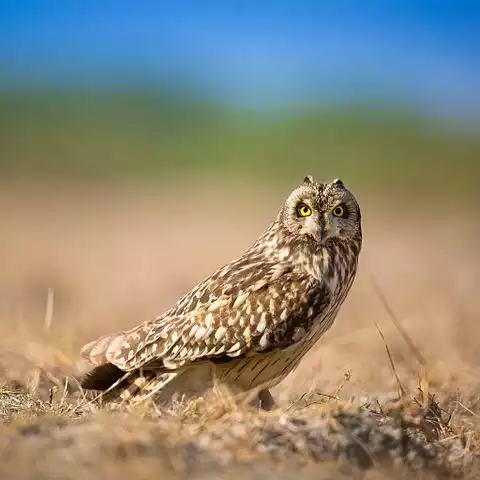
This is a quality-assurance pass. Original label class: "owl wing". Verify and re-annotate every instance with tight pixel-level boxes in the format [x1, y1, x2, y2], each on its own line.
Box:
[80, 261, 330, 372]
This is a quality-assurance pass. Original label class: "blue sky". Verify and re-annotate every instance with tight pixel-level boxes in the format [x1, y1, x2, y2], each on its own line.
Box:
[1, 1, 479, 118]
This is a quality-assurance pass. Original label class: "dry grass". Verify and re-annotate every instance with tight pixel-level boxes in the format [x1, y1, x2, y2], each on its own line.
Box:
[0, 181, 479, 479]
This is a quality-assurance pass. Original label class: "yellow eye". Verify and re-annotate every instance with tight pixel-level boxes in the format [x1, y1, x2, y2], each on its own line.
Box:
[332, 205, 346, 217]
[296, 203, 312, 217]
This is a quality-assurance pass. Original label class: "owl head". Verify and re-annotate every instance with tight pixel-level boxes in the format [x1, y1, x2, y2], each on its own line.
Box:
[280, 175, 362, 245]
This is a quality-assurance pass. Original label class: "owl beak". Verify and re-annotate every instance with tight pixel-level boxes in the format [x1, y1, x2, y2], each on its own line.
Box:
[319, 216, 338, 242]
[318, 218, 326, 241]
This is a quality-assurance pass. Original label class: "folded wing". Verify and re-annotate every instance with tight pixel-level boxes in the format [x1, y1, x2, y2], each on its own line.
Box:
[81, 266, 329, 377]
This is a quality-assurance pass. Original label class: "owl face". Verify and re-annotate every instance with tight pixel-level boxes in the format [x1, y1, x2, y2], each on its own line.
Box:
[281, 176, 361, 244]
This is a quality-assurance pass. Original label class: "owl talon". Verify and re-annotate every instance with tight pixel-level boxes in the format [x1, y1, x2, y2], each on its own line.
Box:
[256, 389, 276, 411]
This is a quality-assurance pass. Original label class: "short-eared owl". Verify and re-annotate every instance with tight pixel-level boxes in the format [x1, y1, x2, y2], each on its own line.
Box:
[80, 176, 362, 409]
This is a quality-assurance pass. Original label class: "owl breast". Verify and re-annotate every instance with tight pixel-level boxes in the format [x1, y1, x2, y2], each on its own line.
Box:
[290, 243, 359, 359]
[212, 246, 359, 393]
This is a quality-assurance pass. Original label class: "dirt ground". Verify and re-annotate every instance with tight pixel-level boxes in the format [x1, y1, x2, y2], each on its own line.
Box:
[0, 180, 479, 479]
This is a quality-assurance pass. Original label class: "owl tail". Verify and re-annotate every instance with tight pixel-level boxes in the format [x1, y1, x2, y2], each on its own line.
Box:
[79, 362, 177, 403]
[78, 332, 132, 395]
[119, 371, 178, 404]
[80, 362, 127, 390]
[80, 332, 127, 366]
[79, 331, 178, 404]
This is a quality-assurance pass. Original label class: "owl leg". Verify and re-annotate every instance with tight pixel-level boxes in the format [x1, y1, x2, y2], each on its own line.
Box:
[256, 388, 276, 411]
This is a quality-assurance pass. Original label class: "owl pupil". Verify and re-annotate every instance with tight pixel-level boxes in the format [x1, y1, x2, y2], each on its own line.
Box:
[297, 204, 310, 217]
[333, 205, 348, 218]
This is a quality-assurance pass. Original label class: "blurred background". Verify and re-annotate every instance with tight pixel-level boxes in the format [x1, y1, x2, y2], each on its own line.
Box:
[0, 2, 479, 399]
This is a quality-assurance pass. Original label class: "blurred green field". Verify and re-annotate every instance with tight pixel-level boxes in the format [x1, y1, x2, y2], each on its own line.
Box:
[1, 89, 479, 198]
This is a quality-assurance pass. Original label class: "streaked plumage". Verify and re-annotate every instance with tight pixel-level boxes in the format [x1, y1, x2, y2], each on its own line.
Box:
[80, 176, 362, 409]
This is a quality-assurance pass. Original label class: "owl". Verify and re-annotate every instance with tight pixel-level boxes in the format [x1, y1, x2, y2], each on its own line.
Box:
[79, 176, 362, 410]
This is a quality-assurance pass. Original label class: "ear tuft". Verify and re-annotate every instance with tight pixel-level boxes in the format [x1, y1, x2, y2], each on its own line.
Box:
[303, 175, 314, 185]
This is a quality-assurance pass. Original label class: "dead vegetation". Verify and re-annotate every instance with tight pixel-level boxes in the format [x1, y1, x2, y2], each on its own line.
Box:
[0, 363, 478, 479]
